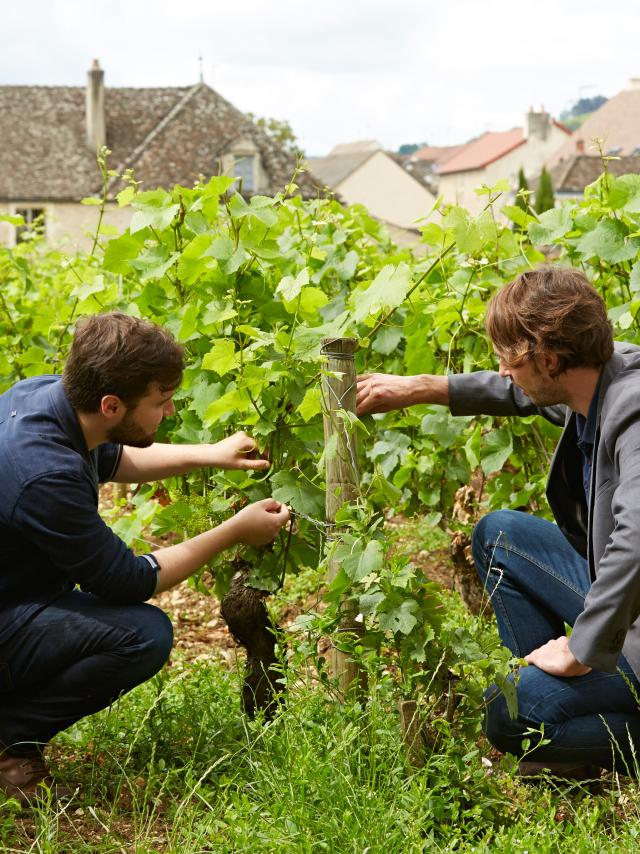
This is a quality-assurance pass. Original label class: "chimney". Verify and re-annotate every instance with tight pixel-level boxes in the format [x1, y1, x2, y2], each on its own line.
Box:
[86, 59, 105, 151]
[524, 107, 551, 142]
[576, 139, 585, 154]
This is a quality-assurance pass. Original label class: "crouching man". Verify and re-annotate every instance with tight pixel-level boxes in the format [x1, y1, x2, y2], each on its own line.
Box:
[357, 267, 640, 778]
[0, 312, 289, 805]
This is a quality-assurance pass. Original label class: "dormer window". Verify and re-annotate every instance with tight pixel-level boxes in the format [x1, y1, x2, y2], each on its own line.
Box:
[232, 155, 256, 192]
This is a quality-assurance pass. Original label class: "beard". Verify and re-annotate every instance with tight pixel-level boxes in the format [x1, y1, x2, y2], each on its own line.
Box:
[106, 410, 156, 447]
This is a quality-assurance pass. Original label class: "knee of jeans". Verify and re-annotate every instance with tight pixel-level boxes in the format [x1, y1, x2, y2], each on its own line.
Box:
[472, 511, 513, 577]
[483, 689, 519, 753]
[134, 605, 174, 675]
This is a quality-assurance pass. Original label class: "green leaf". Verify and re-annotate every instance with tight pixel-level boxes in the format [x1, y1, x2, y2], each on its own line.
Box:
[130, 203, 180, 234]
[372, 325, 404, 355]
[202, 340, 241, 375]
[379, 600, 419, 635]
[116, 186, 136, 207]
[298, 388, 322, 421]
[103, 233, 144, 274]
[349, 264, 412, 323]
[80, 196, 102, 206]
[480, 427, 513, 475]
[270, 470, 325, 517]
[528, 207, 572, 244]
[334, 538, 384, 583]
[276, 268, 310, 302]
[575, 219, 639, 264]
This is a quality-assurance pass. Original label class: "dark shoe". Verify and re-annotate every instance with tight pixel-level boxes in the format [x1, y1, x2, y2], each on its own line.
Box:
[517, 760, 602, 781]
[0, 751, 74, 807]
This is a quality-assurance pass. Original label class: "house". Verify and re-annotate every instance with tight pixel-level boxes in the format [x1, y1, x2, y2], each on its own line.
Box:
[308, 141, 436, 243]
[0, 61, 315, 249]
[436, 110, 571, 215]
[548, 79, 640, 168]
[547, 153, 640, 201]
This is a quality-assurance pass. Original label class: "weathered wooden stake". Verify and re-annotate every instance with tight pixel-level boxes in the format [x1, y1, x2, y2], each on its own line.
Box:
[321, 337, 367, 698]
[398, 700, 426, 768]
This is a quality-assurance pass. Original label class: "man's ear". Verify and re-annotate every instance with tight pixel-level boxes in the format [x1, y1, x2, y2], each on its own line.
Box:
[100, 394, 125, 419]
[539, 349, 560, 376]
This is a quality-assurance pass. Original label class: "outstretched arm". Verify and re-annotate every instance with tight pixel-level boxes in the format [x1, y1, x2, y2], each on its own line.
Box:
[152, 499, 290, 593]
[113, 431, 269, 482]
[356, 373, 449, 415]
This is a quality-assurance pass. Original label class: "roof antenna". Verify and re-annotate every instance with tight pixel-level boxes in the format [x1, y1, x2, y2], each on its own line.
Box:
[198, 51, 204, 83]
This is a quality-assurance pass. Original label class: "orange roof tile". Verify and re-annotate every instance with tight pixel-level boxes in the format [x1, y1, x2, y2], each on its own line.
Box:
[438, 128, 525, 174]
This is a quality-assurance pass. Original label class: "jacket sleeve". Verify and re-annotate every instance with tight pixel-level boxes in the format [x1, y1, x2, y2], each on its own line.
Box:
[569, 393, 640, 671]
[448, 371, 567, 426]
[12, 473, 158, 604]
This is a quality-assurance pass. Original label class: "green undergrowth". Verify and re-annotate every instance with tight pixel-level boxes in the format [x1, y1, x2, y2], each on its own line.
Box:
[2, 640, 640, 852]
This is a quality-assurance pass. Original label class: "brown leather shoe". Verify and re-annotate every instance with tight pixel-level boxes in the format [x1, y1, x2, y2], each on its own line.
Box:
[0, 751, 73, 807]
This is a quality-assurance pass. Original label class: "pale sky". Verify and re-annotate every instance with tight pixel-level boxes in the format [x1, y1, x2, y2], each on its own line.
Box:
[2, 0, 637, 155]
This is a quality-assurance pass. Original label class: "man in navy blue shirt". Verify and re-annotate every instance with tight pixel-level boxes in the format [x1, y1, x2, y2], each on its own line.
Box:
[0, 312, 289, 805]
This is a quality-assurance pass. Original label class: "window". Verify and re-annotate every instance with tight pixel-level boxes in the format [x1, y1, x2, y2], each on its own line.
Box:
[15, 208, 46, 243]
[232, 155, 256, 192]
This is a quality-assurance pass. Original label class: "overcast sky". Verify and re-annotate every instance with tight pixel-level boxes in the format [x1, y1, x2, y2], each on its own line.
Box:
[2, 0, 637, 155]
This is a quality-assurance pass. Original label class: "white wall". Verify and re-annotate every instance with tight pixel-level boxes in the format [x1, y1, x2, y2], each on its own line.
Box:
[337, 150, 436, 229]
[0, 201, 133, 252]
[439, 124, 569, 216]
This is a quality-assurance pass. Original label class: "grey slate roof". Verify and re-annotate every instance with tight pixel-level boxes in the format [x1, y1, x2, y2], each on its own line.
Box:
[307, 150, 377, 188]
[547, 154, 640, 193]
[0, 82, 315, 201]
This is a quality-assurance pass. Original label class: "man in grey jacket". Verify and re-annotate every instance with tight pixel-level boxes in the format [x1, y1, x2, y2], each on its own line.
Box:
[356, 266, 640, 776]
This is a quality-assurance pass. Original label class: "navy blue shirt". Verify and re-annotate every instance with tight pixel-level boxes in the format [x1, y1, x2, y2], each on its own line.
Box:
[575, 378, 601, 504]
[0, 376, 159, 645]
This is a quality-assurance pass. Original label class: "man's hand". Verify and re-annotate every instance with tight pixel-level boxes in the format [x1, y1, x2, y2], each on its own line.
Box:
[227, 498, 290, 546]
[208, 431, 270, 471]
[356, 373, 448, 415]
[524, 636, 592, 677]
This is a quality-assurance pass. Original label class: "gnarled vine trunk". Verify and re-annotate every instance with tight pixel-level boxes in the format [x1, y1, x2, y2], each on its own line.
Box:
[220, 566, 284, 718]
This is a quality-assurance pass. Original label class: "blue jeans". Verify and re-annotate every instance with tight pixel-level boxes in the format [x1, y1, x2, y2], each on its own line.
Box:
[472, 510, 640, 773]
[0, 591, 173, 755]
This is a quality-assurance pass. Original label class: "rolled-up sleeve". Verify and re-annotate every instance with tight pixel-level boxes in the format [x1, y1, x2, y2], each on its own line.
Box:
[12, 473, 158, 604]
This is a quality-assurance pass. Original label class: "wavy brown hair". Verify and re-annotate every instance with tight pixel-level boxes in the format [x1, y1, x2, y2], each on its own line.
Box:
[485, 267, 613, 377]
[63, 312, 184, 412]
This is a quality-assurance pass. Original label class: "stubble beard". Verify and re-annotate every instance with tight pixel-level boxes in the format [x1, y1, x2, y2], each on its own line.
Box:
[106, 410, 156, 447]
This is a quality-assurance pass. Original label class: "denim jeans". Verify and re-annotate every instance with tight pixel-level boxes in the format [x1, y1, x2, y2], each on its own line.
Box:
[472, 510, 640, 773]
[0, 591, 173, 755]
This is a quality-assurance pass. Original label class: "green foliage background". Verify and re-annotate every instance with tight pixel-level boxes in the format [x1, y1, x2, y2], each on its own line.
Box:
[2, 158, 640, 714]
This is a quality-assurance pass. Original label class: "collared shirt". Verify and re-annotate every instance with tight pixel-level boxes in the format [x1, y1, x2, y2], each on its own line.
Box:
[575, 377, 601, 505]
[0, 376, 159, 645]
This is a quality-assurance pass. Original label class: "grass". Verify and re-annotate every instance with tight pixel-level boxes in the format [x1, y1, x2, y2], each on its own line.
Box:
[3, 516, 640, 852]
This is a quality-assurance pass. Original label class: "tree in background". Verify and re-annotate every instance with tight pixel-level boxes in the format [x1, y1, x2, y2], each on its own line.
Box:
[398, 143, 428, 156]
[515, 168, 530, 214]
[535, 167, 555, 213]
[245, 113, 304, 158]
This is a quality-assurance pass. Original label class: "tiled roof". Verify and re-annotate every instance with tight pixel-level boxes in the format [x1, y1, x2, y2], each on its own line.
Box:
[412, 144, 465, 165]
[548, 154, 640, 192]
[0, 82, 315, 201]
[307, 150, 377, 187]
[548, 86, 640, 168]
[437, 128, 525, 175]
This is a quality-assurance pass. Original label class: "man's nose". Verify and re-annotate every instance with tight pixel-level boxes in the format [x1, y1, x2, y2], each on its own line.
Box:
[164, 400, 176, 417]
[498, 361, 511, 378]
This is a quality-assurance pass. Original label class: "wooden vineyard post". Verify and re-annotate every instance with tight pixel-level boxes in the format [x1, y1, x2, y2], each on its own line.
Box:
[320, 337, 367, 698]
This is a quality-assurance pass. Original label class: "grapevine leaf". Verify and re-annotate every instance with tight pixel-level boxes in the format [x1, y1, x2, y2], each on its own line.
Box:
[202, 340, 241, 375]
[480, 427, 513, 475]
[349, 264, 412, 323]
[379, 600, 419, 635]
[528, 208, 572, 244]
[270, 470, 325, 517]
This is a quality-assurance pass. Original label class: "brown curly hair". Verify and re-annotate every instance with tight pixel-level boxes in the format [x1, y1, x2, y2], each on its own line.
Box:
[63, 312, 184, 412]
[485, 267, 613, 377]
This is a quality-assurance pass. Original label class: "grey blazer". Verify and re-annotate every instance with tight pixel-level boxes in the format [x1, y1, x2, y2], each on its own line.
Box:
[448, 344, 640, 676]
